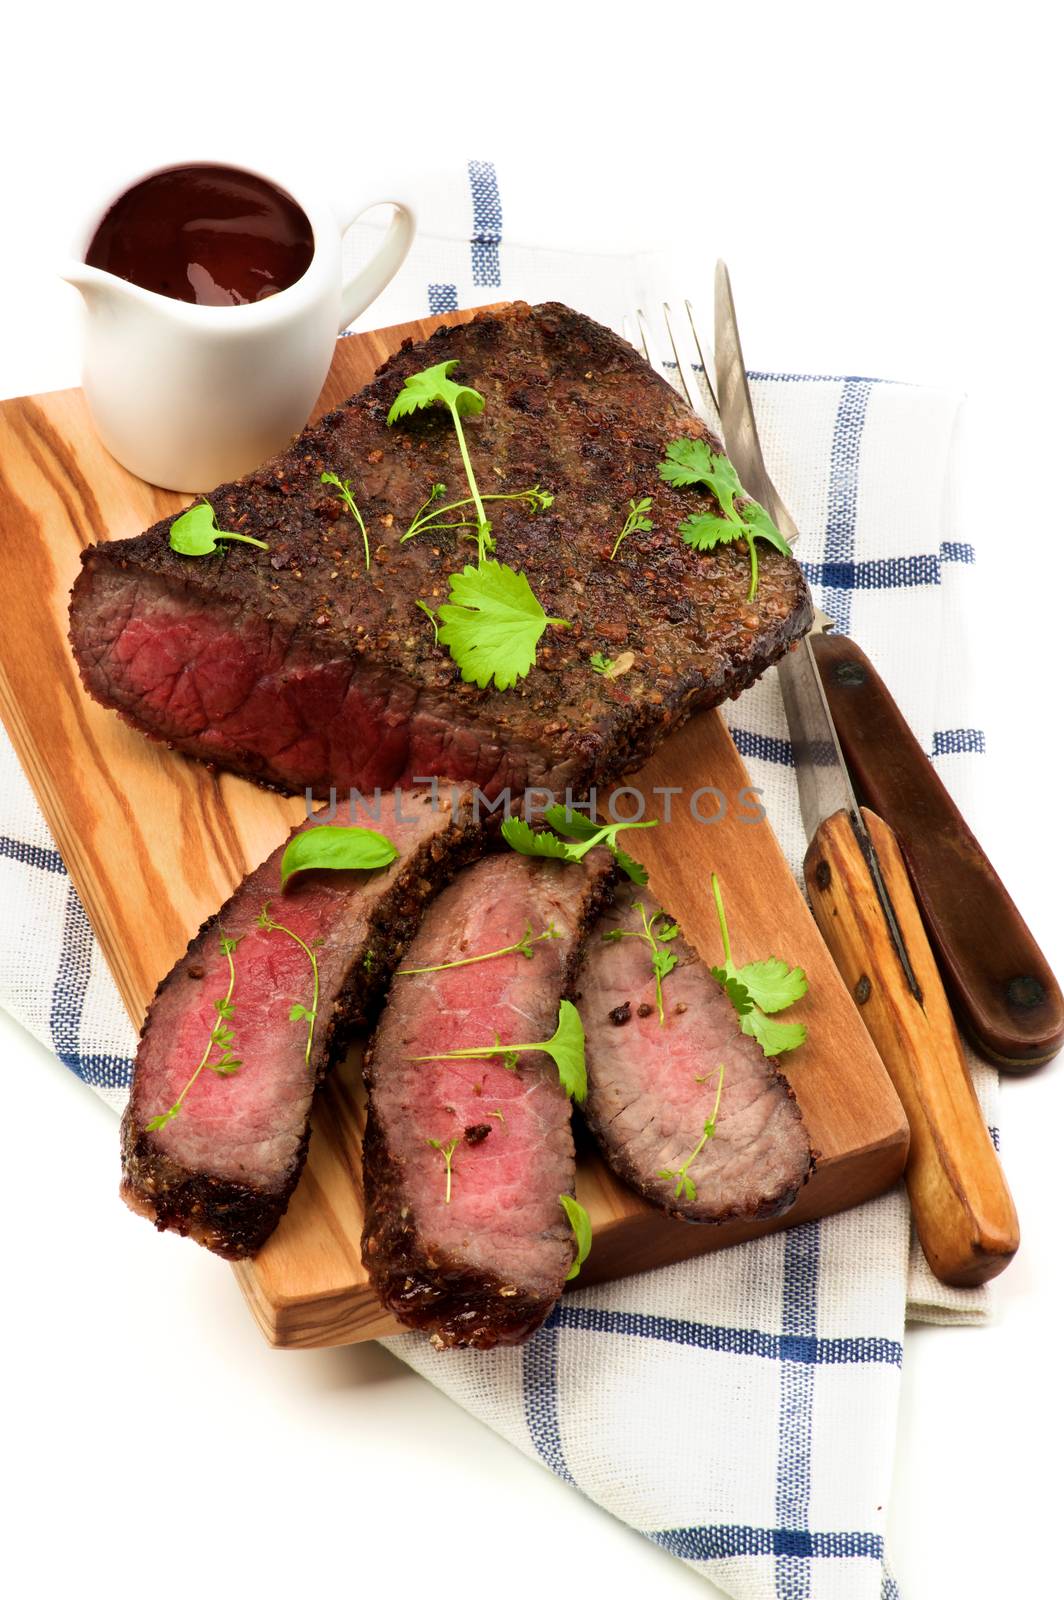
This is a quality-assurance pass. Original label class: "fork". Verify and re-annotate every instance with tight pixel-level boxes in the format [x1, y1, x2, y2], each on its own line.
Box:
[626, 294, 1063, 1070]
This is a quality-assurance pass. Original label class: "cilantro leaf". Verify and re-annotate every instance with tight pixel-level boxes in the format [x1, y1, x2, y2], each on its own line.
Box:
[679, 512, 743, 552]
[613, 847, 649, 885]
[169, 501, 269, 557]
[280, 825, 399, 889]
[738, 498, 793, 558]
[386, 360, 485, 424]
[498, 818, 575, 862]
[559, 1194, 593, 1280]
[736, 956, 808, 1014]
[741, 1010, 807, 1056]
[659, 439, 742, 518]
[709, 967, 754, 1016]
[542, 804, 600, 841]
[659, 439, 792, 600]
[437, 560, 569, 690]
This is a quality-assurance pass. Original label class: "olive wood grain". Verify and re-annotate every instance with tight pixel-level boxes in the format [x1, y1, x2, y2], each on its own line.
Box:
[804, 806, 1019, 1287]
[0, 308, 908, 1348]
[811, 631, 1063, 1071]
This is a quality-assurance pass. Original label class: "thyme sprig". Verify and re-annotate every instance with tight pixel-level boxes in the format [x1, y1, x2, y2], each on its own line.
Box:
[257, 904, 321, 1070]
[145, 931, 242, 1132]
[397, 921, 561, 976]
[657, 1063, 726, 1201]
[602, 902, 680, 1024]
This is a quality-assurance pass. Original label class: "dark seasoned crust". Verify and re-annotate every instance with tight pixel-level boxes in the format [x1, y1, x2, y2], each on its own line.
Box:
[70, 302, 812, 799]
[360, 856, 616, 1349]
[120, 792, 483, 1259]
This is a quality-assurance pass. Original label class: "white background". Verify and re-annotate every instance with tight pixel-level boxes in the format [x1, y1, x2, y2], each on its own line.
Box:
[1, 4, 1060, 1597]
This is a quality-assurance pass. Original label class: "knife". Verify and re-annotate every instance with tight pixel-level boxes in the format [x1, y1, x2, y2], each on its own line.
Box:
[714, 262, 1020, 1287]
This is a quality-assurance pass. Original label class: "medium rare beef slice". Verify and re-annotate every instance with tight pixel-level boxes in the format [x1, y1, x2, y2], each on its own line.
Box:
[69, 301, 812, 799]
[576, 885, 812, 1223]
[121, 787, 480, 1258]
[362, 850, 614, 1349]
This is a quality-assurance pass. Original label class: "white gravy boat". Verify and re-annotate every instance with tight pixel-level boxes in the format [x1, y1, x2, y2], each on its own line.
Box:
[61, 161, 417, 492]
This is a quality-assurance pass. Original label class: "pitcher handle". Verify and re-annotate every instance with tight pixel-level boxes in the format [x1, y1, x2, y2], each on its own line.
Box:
[336, 192, 417, 331]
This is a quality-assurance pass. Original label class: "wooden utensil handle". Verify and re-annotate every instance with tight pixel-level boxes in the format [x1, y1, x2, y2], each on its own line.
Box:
[804, 807, 1019, 1287]
[812, 631, 1063, 1071]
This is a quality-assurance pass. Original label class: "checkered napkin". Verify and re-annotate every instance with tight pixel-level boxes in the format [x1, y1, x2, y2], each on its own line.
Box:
[0, 160, 1000, 1599]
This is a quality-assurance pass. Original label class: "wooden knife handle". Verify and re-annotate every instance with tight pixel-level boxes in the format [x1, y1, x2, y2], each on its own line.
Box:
[804, 807, 1019, 1287]
[812, 632, 1064, 1072]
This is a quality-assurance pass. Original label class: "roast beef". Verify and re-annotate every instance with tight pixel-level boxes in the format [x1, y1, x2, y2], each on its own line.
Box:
[121, 787, 480, 1258]
[362, 850, 614, 1348]
[69, 302, 811, 799]
[576, 885, 812, 1223]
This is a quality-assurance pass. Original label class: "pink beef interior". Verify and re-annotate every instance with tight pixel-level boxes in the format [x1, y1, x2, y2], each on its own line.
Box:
[369, 854, 608, 1294]
[131, 789, 468, 1192]
[579, 886, 811, 1220]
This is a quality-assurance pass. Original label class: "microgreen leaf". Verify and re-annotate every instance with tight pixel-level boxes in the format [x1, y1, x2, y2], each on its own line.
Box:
[320, 471, 371, 571]
[144, 930, 242, 1131]
[426, 1136, 460, 1204]
[610, 496, 654, 560]
[736, 956, 808, 1014]
[600, 900, 680, 1024]
[659, 438, 791, 600]
[415, 599, 440, 641]
[559, 1194, 592, 1280]
[279, 825, 399, 889]
[387, 361, 494, 561]
[387, 360, 485, 425]
[502, 810, 657, 884]
[257, 904, 321, 1069]
[656, 1063, 725, 1201]
[169, 502, 269, 557]
[410, 999, 587, 1103]
[396, 921, 562, 976]
[437, 560, 570, 690]
[709, 874, 807, 1055]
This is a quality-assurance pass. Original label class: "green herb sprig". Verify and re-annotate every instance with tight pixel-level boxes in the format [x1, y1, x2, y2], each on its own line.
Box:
[436, 560, 570, 691]
[280, 825, 399, 890]
[657, 1063, 726, 1201]
[320, 471, 371, 571]
[401, 483, 554, 545]
[427, 1136, 460, 1204]
[169, 502, 269, 557]
[502, 804, 657, 885]
[145, 931, 243, 1131]
[602, 902, 680, 1024]
[709, 874, 808, 1055]
[410, 999, 587, 1102]
[559, 1194, 592, 1280]
[388, 361, 569, 690]
[256, 904, 321, 1070]
[397, 921, 561, 976]
[659, 438, 791, 600]
[610, 496, 653, 560]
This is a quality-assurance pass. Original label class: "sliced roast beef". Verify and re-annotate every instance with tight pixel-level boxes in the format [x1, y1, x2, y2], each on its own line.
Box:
[362, 850, 614, 1349]
[576, 885, 812, 1223]
[69, 301, 811, 799]
[121, 787, 480, 1258]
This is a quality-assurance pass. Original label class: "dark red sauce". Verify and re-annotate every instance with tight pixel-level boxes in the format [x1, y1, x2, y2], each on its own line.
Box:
[85, 164, 314, 307]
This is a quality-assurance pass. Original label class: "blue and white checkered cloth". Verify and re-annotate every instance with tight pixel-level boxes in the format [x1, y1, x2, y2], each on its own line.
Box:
[0, 160, 999, 1600]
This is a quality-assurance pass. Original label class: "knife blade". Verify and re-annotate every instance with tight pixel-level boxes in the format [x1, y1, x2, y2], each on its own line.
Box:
[713, 261, 1019, 1287]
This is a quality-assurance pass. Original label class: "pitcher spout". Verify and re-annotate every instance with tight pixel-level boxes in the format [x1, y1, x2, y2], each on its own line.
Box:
[60, 259, 137, 309]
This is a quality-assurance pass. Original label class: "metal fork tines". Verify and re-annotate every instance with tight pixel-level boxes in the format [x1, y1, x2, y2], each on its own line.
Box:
[624, 302, 721, 433]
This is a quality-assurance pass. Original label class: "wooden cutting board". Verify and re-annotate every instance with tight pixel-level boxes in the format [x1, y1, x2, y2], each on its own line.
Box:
[0, 307, 909, 1349]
